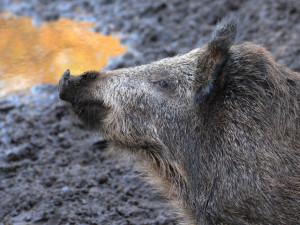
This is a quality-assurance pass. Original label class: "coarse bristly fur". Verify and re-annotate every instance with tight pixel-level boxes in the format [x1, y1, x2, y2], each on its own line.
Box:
[58, 16, 300, 225]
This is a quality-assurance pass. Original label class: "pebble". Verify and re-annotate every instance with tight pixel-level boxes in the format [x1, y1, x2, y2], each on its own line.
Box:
[61, 186, 71, 195]
[24, 216, 32, 222]
[0, 101, 15, 112]
[5, 149, 19, 161]
[97, 174, 108, 185]
[4, 145, 26, 162]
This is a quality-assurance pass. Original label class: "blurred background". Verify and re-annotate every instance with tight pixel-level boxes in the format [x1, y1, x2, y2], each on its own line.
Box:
[0, 0, 299, 224]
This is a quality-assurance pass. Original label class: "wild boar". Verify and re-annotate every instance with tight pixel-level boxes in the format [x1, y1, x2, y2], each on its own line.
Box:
[58, 17, 300, 225]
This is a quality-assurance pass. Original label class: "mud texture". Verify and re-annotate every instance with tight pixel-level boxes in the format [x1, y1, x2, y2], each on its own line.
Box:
[0, 85, 175, 225]
[0, 0, 299, 225]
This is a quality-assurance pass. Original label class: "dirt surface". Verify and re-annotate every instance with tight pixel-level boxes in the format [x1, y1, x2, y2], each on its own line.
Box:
[0, 85, 175, 225]
[0, 0, 299, 224]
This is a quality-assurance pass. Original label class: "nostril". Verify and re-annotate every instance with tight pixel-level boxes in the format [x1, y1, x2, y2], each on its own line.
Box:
[58, 69, 72, 101]
[62, 69, 70, 80]
[58, 69, 99, 102]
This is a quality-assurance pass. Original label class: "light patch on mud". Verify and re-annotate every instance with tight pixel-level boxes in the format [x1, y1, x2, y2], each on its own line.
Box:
[0, 11, 126, 97]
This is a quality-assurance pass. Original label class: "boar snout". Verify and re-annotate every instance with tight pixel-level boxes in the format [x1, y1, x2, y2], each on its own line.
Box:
[58, 69, 110, 130]
[58, 69, 74, 103]
[58, 69, 100, 103]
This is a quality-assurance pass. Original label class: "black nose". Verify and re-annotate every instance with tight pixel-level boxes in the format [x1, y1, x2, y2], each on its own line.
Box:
[61, 69, 70, 81]
[58, 69, 99, 103]
[58, 69, 74, 102]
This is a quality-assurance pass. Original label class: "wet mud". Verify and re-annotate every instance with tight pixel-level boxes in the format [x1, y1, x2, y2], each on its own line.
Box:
[0, 0, 299, 224]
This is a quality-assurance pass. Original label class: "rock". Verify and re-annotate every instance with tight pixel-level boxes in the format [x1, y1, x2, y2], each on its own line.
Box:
[61, 186, 71, 195]
[97, 174, 108, 184]
[24, 216, 32, 222]
[5, 149, 19, 161]
[4, 144, 30, 161]
[0, 101, 15, 112]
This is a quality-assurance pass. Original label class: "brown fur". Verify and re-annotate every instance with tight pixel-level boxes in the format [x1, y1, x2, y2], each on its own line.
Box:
[59, 17, 300, 225]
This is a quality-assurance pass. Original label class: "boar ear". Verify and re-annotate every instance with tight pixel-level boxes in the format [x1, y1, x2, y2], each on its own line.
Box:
[195, 16, 237, 103]
[208, 16, 237, 59]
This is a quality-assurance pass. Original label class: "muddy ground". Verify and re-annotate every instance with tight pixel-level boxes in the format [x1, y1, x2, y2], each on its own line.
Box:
[0, 0, 299, 224]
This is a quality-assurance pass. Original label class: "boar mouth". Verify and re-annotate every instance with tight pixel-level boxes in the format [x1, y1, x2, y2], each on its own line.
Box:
[58, 69, 110, 129]
[71, 100, 110, 130]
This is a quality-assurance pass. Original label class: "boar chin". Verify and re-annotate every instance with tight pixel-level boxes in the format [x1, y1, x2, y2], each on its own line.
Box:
[71, 99, 110, 130]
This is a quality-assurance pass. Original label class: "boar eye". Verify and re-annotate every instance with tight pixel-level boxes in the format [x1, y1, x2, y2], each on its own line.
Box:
[158, 80, 168, 88]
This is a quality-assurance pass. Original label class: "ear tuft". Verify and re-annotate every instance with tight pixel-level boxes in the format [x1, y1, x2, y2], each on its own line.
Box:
[208, 15, 238, 58]
[212, 16, 237, 43]
[195, 15, 238, 104]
